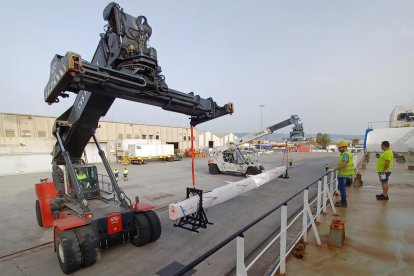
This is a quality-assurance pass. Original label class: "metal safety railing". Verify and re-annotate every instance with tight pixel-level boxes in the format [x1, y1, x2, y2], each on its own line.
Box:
[171, 171, 339, 276]
[172, 150, 364, 276]
[353, 150, 365, 174]
[98, 174, 113, 194]
[264, 173, 337, 276]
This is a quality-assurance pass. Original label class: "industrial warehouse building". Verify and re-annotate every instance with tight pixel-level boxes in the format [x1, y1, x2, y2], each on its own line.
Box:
[198, 132, 238, 148]
[0, 112, 199, 175]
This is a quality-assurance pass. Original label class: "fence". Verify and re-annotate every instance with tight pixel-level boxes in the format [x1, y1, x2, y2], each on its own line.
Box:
[98, 174, 113, 194]
[172, 151, 365, 276]
[353, 150, 365, 174]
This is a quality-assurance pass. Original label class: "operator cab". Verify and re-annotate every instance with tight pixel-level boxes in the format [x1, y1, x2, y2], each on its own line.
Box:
[223, 150, 245, 165]
[65, 164, 100, 199]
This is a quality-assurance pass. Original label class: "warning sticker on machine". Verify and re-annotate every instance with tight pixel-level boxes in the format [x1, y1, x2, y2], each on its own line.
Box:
[106, 213, 122, 234]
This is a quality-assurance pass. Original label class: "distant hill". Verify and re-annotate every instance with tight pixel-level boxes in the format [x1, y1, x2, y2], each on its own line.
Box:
[233, 132, 365, 140]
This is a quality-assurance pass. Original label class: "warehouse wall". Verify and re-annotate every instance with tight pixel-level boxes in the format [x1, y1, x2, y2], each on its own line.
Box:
[0, 137, 55, 155]
[199, 132, 220, 148]
[0, 112, 199, 175]
[0, 154, 52, 175]
[198, 132, 237, 148]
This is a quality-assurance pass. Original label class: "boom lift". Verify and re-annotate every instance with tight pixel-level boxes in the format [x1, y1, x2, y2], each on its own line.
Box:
[208, 115, 304, 175]
[34, 3, 233, 274]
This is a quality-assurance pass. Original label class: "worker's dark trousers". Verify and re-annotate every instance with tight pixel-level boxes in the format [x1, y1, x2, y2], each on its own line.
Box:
[326, 168, 329, 172]
[337, 177, 348, 205]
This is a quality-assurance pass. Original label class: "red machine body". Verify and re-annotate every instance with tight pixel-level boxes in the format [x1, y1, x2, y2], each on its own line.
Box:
[35, 182, 58, 227]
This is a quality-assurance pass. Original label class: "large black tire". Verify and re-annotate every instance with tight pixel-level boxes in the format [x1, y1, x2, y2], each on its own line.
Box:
[143, 210, 162, 243]
[246, 166, 261, 175]
[56, 230, 82, 275]
[74, 226, 98, 268]
[35, 200, 43, 227]
[138, 160, 143, 165]
[209, 164, 220, 175]
[142, 160, 147, 165]
[131, 213, 151, 247]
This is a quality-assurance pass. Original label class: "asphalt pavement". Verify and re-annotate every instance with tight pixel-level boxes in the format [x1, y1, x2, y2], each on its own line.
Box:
[0, 152, 338, 276]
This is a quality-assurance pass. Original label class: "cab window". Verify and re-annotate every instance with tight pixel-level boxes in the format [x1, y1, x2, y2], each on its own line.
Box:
[73, 167, 98, 190]
[224, 152, 234, 163]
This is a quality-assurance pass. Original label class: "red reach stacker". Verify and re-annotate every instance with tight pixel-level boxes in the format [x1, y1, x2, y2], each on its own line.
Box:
[35, 2, 233, 274]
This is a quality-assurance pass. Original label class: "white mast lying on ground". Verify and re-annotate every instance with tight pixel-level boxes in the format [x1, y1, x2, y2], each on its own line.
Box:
[169, 166, 287, 220]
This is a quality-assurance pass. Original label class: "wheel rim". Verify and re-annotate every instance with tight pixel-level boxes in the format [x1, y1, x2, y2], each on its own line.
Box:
[58, 243, 65, 263]
[133, 223, 140, 239]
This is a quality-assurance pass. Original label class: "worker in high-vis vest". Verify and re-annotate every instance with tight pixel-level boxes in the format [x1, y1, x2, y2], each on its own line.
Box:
[114, 168, 119, 182]
[376, 141, 393, 201]
[76, 170, 91, 188]
[123, 168, 129, 181]
[332, 141, 354, 208]
[289, 159, 293, 168]
[325, 164, 330, 172]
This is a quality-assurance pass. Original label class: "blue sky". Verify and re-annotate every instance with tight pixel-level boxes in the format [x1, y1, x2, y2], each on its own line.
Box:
[0, 0, 413, 135]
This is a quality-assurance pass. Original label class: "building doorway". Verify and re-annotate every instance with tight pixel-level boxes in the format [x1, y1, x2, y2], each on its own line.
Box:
[167, 142, 179, 149]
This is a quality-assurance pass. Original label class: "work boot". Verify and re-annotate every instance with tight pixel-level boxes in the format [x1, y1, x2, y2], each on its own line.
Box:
[376, 194, 383, 198]
[334, 202, 347, 208]
[377, 194, 389, 200]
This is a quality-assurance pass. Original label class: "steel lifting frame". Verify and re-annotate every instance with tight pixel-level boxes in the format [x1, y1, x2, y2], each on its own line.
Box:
[173, 188, 213, 233]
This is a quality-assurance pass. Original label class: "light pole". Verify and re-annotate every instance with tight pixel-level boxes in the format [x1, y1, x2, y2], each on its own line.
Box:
[260, 105, 265, 151]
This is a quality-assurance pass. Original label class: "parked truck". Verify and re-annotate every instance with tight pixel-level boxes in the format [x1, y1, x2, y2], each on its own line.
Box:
[117, 139, 176, 164]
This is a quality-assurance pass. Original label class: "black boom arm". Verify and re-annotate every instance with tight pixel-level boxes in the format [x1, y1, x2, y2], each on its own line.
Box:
[47, 3, 233, 204]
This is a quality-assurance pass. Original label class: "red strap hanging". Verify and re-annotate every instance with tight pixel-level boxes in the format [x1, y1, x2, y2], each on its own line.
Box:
[191, 125, 195, 187]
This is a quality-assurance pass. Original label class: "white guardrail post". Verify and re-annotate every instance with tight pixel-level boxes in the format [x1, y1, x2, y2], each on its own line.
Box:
[353, 155, 358, 173]
[323, 176, 338, 216]
[236, 234, 247, 276]
[302, 191, 308, 242]
[322, 176, 327, 213]
[335, 171, 338, 191]
[279, 204, 287, 274]
[316, 180, 322, 222]
[330, 172, 334, 195]
[304, 189, 321, 246]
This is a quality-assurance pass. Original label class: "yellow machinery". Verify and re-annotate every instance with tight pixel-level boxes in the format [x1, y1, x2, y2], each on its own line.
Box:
[122, 154, 175, 165]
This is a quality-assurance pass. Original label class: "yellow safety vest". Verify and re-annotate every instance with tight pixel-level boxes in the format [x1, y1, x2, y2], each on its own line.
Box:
[325, 164, 330, 168]
[76, 174, 87, 180]
[76, 174, 90, 187]
[338, 151, 354, 176]
[123, 170, 128, 174]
